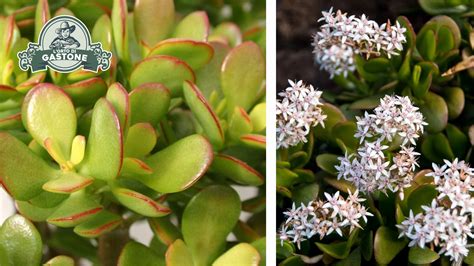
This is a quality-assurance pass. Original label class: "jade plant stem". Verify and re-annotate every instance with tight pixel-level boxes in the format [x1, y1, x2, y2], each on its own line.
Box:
[98, 225, 130, 266]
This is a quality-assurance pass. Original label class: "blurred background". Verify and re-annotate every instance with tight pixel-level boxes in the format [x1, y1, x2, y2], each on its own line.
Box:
[277, 0, 431, 92]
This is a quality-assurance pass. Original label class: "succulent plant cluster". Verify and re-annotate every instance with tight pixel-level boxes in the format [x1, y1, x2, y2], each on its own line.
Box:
[277, 4, 474, 266]
[0, 0, 266, 265]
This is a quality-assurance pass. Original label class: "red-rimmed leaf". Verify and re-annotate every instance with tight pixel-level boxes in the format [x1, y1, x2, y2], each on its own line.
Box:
[47, 191, 103, 227]
[211, 22, 242, 47]
[121, 157, 153, 175]
[148, 217, 182, 246]
[16, 200, 58, 222]
[148, 39, 214, 69]
[172, 11, 210, 41]
[165, 239, 193, 266]
[134, 0, 174, 47]
[210, 154, 264, 186]
[130, 55, 195, 97]
[183, 81, 224, 149]
[79, 98, 123, 181]
[44, 255, 74, 266]
[129, 83, 171, 126]
[35, 0, 50, 41]
[112, 0, 129, 61]
[240, 134, 266, 150]
[63, 77, 107, 106]
[113, 187, 170, 217]
[15, 72, 46, 94]
[0, 112, 22, 130]
[213, 243, 261, 266]
[195, 41, 231, 98]
[106, 82, 130, 133]
[137, 134, 213, 193]
[125, 123, 157, 158]
[73, 211, 122, 238]
[42, 172, 93, 194]
[228, 106, 253, 141]
[0, 132, 59, 200]
[0, 85, 16, 101]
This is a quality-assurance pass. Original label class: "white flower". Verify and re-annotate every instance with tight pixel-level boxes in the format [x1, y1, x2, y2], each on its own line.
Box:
[312, 8, 407, 78]
[276, 80, 326, 149]
[279, 190, 372, 248]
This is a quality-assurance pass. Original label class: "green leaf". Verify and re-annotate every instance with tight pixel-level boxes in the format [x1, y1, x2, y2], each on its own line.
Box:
[221, 42, 265, 111]
[92, 14, 113, 51]
[421, 132, 454, 163]
[22, 84, 77, 161]
[73, 210, 122, 238]
[149, 217, 182, 246]
[27, 190, 67, 208]
[112, 0, 129, 62]
[314, 103, 346, 141]
[0, 215, 42, 266]
[418, 0, 468, 15]
[196, 41, 231, 98]
[397, 17, 415, 49]
[130, 55, 195, 97]
[63, 77, 108, 106]
[228, 106, 253, 142]
[315, 241, 351, 260]
[16, 200, 57, 222]
[445, 124, 469, 158]
[165, 239, 194, 266]
[419, 92, 448, 133]
[437, 26, 455, 53]
[125, 123, 157, 158]
[417, 29, 436, 61]
[251, 237, 266, 266]
[374, 226, 407, 264]
[213, 243, 260, 266]
[134, 0, 174, 47]
[408, 246, 440, 264]
[35, 0, 50, 41]
[316, 154, 339, 175]
[0, 85, 16, 102]
[249, 102, 266, 133]
[361, 231, 373, 261]
[211, 22, 242, 47]
[182, 185, 241, 266]
[121, 157, 153, 175]
[138, 134, 213, 193]
[106, 82, 130, 133]
[148, 39, 214, 70]
[112, 187, 170, 217]
[240, 134, 266, 150]
[210, 154, 264, 186]
[47, 191, 103, 227]
[118, 241, 164, 266]
[129, 82, 171, 126]
[407, 184, 437, 214]
[44, 255, 75, 266]
[363, 57, 391, 73]
[43, 171, 93, 194]
[80, 98, 122, 181]
[440, 87, 464, 120]
[15, 72, 46, 94]
[183, 81, 224, 149]
[172, 11, 209, 41]
[292, 183, 319, 206]
[0, 132, 58, 200]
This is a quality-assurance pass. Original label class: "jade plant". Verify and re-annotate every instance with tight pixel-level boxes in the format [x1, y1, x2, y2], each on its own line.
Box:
[277, 7, 473, 266]
[0, 0, 266, 265]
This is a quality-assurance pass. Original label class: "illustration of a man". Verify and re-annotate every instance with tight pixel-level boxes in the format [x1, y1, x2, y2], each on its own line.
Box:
[49, 21, 80, 49]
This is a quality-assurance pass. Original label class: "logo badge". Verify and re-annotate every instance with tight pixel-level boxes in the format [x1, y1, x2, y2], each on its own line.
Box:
[18, 15, 112, 73]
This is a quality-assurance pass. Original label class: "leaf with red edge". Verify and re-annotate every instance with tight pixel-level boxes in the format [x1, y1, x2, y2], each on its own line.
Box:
[211, 154, 264, 186]
[0, 112, 22, 130]
[16, 200, 58, 222]
[47, 191, 103, 227]
[172, 11, 210, 41]
[134, 0, 174, 47]
[195, 41, 231, 98]
[106, 82, 130, 133]
[35, 0, 50, 41]
[73, 211, 122, 238]
[130, 55, 195, 97]
[112, 0, 129, 62]
[113, 187, 171, 217]
[62, 77, 107, 106]
[183, 81, 224, 149]
[42, 172, 93, 194]
[148, 39, 214, 70]
[165, 239, 193, 266]
[129, 83, 170, 126]
[0, 85, 17, 101]
[148, 217, 182, 246]
[211, 22, 242, 47]
[240, 134, 266, 150]
[125, 123, 157, 158]
[228, 106, 253, 141]
[15, 72, 46, 94]
[121, 157, 153, 175]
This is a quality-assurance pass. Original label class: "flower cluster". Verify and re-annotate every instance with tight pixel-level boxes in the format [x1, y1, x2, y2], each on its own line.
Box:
[276, 80, 326, 149]
[397, 159, 474, 263]
[312, 7, 407, 78]
[335, 95, 426, 199]
[279, 190, 372, 249]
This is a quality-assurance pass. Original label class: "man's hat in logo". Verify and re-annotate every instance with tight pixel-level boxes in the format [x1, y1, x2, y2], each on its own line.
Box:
[55, 21, 76, 34]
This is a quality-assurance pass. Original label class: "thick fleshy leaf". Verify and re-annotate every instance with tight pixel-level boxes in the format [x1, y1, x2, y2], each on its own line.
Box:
[121, 157, 153, 175]
[421, 132, 454, 163]
[0, 132, 58, 200]
[42, 171, 93, 194]
[113, 187, 170, 217]
[35, 0, 50, 41]
[44, 255, 74, 266]
[196, 41, 231, 98]
[112, 0, 129, 61]
[129, 83, 171, 126]
[172, 11, 209, 41]
[374, 226, 407, 264]
[419, 92, 448, 133]
[125, 123, 157, 158]
[16, 200, 58, 222]
[73, 211, 122, 238]
[221, 42, 265, 111]
[210, 154, 264, 186]
[130, 56, 195, 97]
[446, 124, 469, 158]
[240, 134, 266, 150]
[316, 154, 339, 176]
[213, 243, 260, 266]
[80, 98, 122, 181]
[134, 0, 174, 47]
[148, 39, 214, 69]
[228, 106, 253, 141]
[315, 229, 359, 260]
[47, 191, 103, 227]
[0, 85, 16, 101]
[407, 184, 437, 214]
[0, 112, 22, 130]
[118, 241, 164, 266]
[211, 22, 242, 47]
[314, 103, 346, 141]
[441, 87, 464, 119]
[63, 77, 108, 106]
[137, 134, 213, 193]
[149, 217, 182, 246]
[22, 84, 77, 160]
[0, 215, 42, 266]
[408, 246, 439, 264]
[183, 81, 224, 148]
[15, 72, 46, 94]
[417, 29, 436, 61]
[165, 239, 193, 266]
[182, 185, 241, 266]
[27, 190, 68, 208]
[106, 82, 130, 131]
[249, 102, 266, 133]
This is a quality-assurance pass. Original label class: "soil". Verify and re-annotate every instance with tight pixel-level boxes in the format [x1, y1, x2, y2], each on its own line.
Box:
[277, 0, 431, 92]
